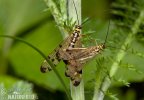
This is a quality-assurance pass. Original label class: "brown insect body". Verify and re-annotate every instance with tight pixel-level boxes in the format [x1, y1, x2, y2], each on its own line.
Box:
[60, 44, 105, 86]
[40, 0, 109, 86]
[40, 24, 108, 86]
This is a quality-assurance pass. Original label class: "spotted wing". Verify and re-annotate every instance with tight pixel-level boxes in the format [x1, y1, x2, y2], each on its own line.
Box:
[40, 35, 73, 73]
[40, 30, 82, 73]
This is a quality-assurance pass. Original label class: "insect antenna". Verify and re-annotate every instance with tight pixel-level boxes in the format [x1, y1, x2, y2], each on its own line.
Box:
[104, 20, 110, 46]
[71, 0, 79, 25]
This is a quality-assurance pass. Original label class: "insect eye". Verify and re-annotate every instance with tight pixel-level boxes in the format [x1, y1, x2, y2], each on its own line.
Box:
[102, 44, 105, 49]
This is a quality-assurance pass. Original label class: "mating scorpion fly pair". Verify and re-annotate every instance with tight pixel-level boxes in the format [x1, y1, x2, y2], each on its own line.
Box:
[40, 0, 110, 86]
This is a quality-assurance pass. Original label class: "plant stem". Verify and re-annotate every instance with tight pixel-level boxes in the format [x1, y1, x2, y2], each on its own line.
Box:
[67, 0, 84, 100]
[70, 81, 84, 100]
[92, 69, 105, 100]
[44, 0, 84, 99]
[44, 0, 68, 38]
[97, 9, 144, 100]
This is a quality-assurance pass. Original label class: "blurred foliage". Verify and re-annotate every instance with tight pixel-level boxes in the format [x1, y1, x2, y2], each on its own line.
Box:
[0, 0, 144, 100]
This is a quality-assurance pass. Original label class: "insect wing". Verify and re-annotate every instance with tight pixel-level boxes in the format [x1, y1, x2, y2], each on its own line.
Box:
[40, 29, 81, 73]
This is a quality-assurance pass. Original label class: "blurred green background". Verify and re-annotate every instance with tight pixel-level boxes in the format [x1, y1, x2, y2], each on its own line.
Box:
[0, 0, 144, 100]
